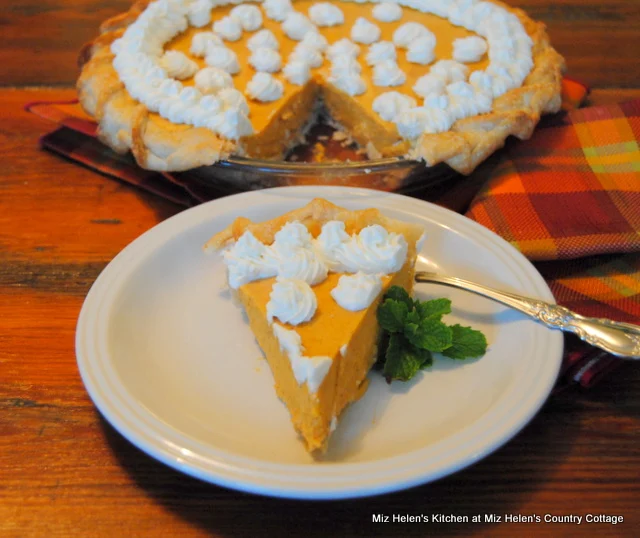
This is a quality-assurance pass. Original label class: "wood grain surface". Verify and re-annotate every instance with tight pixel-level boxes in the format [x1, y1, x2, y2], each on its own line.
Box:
[1, 0, 640, 536]
[1, 0, 639, 87]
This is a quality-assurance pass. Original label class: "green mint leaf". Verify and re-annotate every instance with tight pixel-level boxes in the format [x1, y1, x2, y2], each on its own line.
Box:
[383, 286, 413, 309]
[377, 299, 409, 333]
[418, 349, 434, 369]
[415, 298, 452, 321]
[383, 334, 432, 382]
[374, 330, 390, 370]
[376, 291, 489, 383]
[442, 324, 488, 359]
[404, 318, 453, 352]
[405, 309, 421, 326]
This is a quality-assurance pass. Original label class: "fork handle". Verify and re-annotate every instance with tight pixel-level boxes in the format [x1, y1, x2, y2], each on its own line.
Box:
[415, 272, 640, 359]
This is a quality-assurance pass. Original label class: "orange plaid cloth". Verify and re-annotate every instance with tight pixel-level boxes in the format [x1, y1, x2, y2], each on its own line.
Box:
[26, 79, 640, 388]
[535, 254, 640, 387]
[466, 100, 640, 261]
[463, 90, 640, 388]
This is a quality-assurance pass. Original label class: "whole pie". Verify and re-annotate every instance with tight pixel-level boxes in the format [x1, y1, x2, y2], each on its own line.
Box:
[78, 0, 564, 174]
[206, 198, 424, 452]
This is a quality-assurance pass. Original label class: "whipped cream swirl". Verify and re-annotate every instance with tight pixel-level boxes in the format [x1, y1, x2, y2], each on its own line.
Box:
[314, 221, 350, 272]
[219, 88, 250, 116]
[315, 222, 408, 274]
[330, 272, 383, 312]
[263, 0, 293, 22]
[485, 64, 519, 95]
[205, 46, 240, 74]
[373, 91, 416, 122]
[406, 34, 436, 65]
[190, 32, 223, 57]
[247, 29, 279, 51]
[282, 12, 316, 41]
[188, 0, 213, 28]
[222, 222, 324, 287]
[330, 55, 362, 76]
[160, 51, 198, 80]
[290, 43, 324, 68]
[158, 86, 202, 125]
[446, 81, 492, 121]
[194, 67, 234, 94]
[309, 3, 344, 27]
[246, 72, 284, 102]
[373, 60, 406, 87]
[351, 17, 381, 45]
[140, 77, 180, 114]
[326, 38, 360, 61]
[337, 224, 408, 274]
[365, 41, 396, 66]
[222, 220, 409, 287]
[208, 107, 254, 140]
[249, 47, 282, 73]
[328, 55, 364, 95]
[223, 231, 278, 289]
[395, 106, 454, 138]
[193, 94, 222, 124]
[230, 5, 263, 32]
[273, 222, 314, 253]
[424, 93, 449, 110]
[453, 36, 488, 63]
[272, 324, 332, 394]
[267, 278, 317, 325]
[110, 0, 537, 155]
[469, 70, 510, 98]
[110, 0, 255, 139]
[412, 74, 446, 98]
[213, 16, 243, 42]
[372, 3, 403, 23]
[277, 249, 328, 285]
[205, 88, 253, 140]
[430, 60, 469, 84]
[329, 67, 366, 96]
[283, 61, 312, 85]
[300, 31, 329, 52]
[393, 22, 430, 49]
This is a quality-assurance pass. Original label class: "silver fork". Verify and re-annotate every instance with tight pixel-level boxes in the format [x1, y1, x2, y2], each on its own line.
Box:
[415, 272, 640, 359]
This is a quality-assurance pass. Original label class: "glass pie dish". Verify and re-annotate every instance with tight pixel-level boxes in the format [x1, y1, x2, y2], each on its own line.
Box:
[174, 122, 461, 198]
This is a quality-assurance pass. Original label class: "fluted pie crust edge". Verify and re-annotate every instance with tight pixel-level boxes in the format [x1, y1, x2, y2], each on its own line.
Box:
[76, 0, 566, 174]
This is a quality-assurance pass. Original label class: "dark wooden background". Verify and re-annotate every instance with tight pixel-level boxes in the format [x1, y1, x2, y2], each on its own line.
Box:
[1, 1, 639, 536]
[2, 0, 640, 87]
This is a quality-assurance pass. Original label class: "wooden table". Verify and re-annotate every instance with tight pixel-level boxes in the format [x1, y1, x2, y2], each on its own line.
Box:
[1, 1, 639, 536]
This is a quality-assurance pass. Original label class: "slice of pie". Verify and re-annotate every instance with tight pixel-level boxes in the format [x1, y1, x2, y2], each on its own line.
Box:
[205, 198, 424, 452]
[78, 0, 564, 174]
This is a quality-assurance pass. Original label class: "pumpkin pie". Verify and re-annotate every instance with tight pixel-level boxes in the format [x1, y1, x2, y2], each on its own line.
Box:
[205, 198, 424, 452]
[78, 0, 564, 174]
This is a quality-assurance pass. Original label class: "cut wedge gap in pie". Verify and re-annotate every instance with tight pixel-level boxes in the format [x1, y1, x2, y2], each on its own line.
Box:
[78, 0, 565, 174]
[205, 198, 425, 452]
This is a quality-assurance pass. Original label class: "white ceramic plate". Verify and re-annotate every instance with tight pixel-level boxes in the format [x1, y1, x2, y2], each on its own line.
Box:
[76, 186, 563, 499]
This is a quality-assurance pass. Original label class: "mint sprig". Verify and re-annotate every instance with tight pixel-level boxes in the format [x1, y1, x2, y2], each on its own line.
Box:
[376, 286, 488, 383]
[404, 318, 452, 352]
[383, 334, 433, 382]
[377, 299, 409, 333]
[442, 324, 488, 360]
[415, 297, 451, 320]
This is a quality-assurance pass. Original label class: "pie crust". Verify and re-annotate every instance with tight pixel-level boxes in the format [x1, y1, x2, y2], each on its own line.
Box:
[205, 196, 424, 249]
[77, 0, 565, 174]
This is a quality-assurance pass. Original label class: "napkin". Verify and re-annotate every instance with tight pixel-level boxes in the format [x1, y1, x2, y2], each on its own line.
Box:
[26, 79, 640, 388]
[465, 98, 640, 388]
